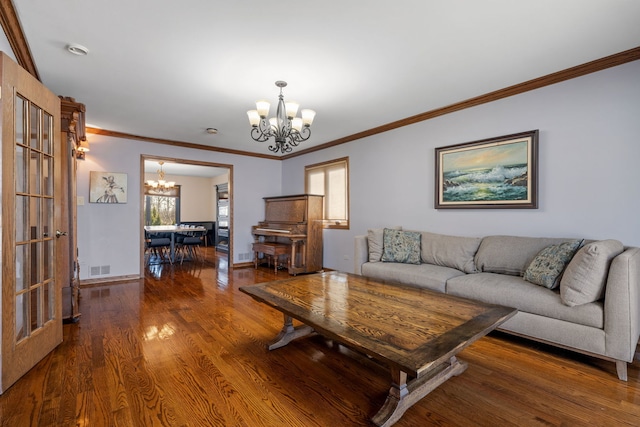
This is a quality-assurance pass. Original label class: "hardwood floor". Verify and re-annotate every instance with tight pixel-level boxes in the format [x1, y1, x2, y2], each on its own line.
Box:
[1, 247, 639, 426]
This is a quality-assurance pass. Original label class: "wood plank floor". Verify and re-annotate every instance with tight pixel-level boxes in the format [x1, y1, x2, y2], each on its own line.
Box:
[1, 247, 639, 426]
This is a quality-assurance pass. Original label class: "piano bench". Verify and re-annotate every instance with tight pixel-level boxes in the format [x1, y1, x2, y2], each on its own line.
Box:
[253, 243, 290, 273]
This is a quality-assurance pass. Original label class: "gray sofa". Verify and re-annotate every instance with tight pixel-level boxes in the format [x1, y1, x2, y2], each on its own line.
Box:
[354, 229, 640, 380]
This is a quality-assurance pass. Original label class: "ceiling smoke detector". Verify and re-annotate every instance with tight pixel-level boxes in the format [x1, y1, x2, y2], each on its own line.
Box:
[206, 128, 218, 134]
[66, 44, 89, 56]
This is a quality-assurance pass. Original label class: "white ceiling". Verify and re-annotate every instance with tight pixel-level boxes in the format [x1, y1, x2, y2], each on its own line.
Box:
[143, 160, 227, 178]
[12, 1, 640, 157]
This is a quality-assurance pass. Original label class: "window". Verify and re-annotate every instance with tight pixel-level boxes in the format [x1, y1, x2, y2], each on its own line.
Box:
[144, 186, 181, 226]
[305, 157, 349, 229]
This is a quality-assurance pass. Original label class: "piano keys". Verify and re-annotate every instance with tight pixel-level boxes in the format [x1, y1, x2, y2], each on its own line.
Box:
[252, 194, 324, 275]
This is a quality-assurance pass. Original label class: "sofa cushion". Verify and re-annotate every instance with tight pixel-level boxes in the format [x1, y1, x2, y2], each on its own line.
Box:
[497, 312, 606, 357]
[382, 229, 421, 264]
[475, 235, 576, 276]
[560, 239, 624, 307]
[362, 262, 465, 293]
[523, 239, 583, 289]
[417, 231, 481, 274]
[446, 273, 603, 329]
[367, 226, 401, 262]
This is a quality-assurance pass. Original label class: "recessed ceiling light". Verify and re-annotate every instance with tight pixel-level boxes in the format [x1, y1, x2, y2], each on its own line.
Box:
[206, 128, 218, 134]
[66, 44, 89, 56]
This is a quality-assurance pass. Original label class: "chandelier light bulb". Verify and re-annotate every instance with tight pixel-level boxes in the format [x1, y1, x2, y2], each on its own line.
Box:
[247, 110, 260, 126]
[301, 109, 316, 126]
[256, 100, 270, 117]
[292, 118, 303, 132]
[285, 101, 299, 119]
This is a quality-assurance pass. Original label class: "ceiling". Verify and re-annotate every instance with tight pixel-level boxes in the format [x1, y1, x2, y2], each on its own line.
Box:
[143, 159, 227, 178]
[12, 1, 640, 158]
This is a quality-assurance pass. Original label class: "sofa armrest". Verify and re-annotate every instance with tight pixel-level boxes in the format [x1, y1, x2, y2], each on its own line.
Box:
[354, 235, 369, 275]
[604, 247, 640, 362]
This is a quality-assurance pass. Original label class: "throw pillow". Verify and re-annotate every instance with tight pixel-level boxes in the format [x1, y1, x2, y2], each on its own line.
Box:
[523, 239, 584, 289]
[367, 226, 402, 262]
[560, 239, 624, 307]
[381, 228, 421, 264]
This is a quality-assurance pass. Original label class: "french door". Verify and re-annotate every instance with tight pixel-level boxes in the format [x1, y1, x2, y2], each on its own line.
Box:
[1, 52, 63, 393]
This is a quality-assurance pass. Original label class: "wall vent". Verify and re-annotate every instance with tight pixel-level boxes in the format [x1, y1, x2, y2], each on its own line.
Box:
[100, 265, 111, 275]
[90, 266, 101, 276]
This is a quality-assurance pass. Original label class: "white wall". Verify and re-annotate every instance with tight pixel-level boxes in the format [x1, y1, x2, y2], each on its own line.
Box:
[76, 136, 281, 280]
[144, 173, 217, 221]
[281, 60, 640, 273]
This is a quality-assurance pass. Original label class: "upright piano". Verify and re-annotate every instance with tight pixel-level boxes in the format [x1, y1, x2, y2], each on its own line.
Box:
[252, 194, 324, 275]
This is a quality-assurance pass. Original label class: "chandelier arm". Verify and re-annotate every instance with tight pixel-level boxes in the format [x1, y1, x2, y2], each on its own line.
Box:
[285, 135, 301, 147]
[268, 141, 292, 153]
[251, 126, 270, 142]
[281, 141, 293, 153]
[280, 119, 292, 139]
[289, 126, 311, 143]
[268, 143, 280, 153]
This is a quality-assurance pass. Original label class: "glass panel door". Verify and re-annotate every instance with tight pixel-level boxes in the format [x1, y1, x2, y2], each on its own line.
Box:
[1, 52, 63, 394]
[15, 96, 55, 342]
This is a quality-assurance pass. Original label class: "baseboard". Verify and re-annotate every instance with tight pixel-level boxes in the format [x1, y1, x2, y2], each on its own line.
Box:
[232, 262, 254, 269]
[80, 274, 142, 288]
[233, 262, 332, 272]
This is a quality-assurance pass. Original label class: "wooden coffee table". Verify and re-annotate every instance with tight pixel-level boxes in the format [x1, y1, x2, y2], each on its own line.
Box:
[240, 271, 516, 426]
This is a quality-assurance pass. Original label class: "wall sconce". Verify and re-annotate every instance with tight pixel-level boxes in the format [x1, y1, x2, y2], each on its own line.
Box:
[76, 137, 90, 160]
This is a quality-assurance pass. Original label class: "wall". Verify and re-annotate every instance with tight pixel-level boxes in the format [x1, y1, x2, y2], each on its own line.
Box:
[281, 60, 640, 273]
[76, 136, 281, 280]
[144, 173, 217, 221]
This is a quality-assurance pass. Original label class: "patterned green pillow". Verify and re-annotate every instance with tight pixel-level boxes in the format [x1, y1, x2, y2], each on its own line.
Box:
[381, 229, 421, 264]
[523, 240, 584, 289]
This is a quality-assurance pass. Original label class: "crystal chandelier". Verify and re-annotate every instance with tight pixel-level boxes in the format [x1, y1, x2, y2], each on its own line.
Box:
[145, 161, 176, 193]
[247, 81, 316, 154]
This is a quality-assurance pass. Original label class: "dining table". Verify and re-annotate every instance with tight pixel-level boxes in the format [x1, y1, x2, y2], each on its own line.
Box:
[144, 225, 207, 263]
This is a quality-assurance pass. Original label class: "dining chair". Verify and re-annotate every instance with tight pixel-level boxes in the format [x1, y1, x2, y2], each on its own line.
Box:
[176, 229, 206, 264]
[145, 231, 172, 265]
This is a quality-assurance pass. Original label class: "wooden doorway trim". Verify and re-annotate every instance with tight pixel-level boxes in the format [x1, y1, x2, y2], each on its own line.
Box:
[139, 155, 233, 272]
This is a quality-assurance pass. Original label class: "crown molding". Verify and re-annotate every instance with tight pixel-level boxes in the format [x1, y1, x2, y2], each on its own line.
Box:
[86, 127, 281, 160]
[282, 46, 640, 159]
[0, 0, 39, 79]
[8, 0, 635, 162]
[93, 46, 640, 160]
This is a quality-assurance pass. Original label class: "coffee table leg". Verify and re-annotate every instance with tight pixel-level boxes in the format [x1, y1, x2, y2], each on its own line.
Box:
[268, 314, 314, 350]
[372, 356, 467, 427]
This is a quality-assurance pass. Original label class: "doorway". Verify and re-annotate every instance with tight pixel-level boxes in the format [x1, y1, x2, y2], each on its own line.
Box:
[140, 155, 232, 270]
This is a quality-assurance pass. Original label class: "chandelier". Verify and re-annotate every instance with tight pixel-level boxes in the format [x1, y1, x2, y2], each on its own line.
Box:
[145, 161, 176, 193]
[247, 81, 316, 154]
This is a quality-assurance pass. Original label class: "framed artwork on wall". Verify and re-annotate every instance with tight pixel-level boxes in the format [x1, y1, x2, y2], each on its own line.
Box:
[435, 130, 538, 209]
[89, 171, 128, 203]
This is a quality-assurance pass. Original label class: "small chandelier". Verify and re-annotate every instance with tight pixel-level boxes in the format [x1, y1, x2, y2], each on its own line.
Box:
[145, 161, 176, 193]
[247, 81, 316, 154]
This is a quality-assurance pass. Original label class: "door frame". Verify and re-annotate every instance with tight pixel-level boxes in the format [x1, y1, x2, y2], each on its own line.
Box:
[139, 155, 233, 270]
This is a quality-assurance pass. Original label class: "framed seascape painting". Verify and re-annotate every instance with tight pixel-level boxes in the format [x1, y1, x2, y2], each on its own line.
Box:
[435, 130, 538, 209]
[89, 171, 128, 203]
